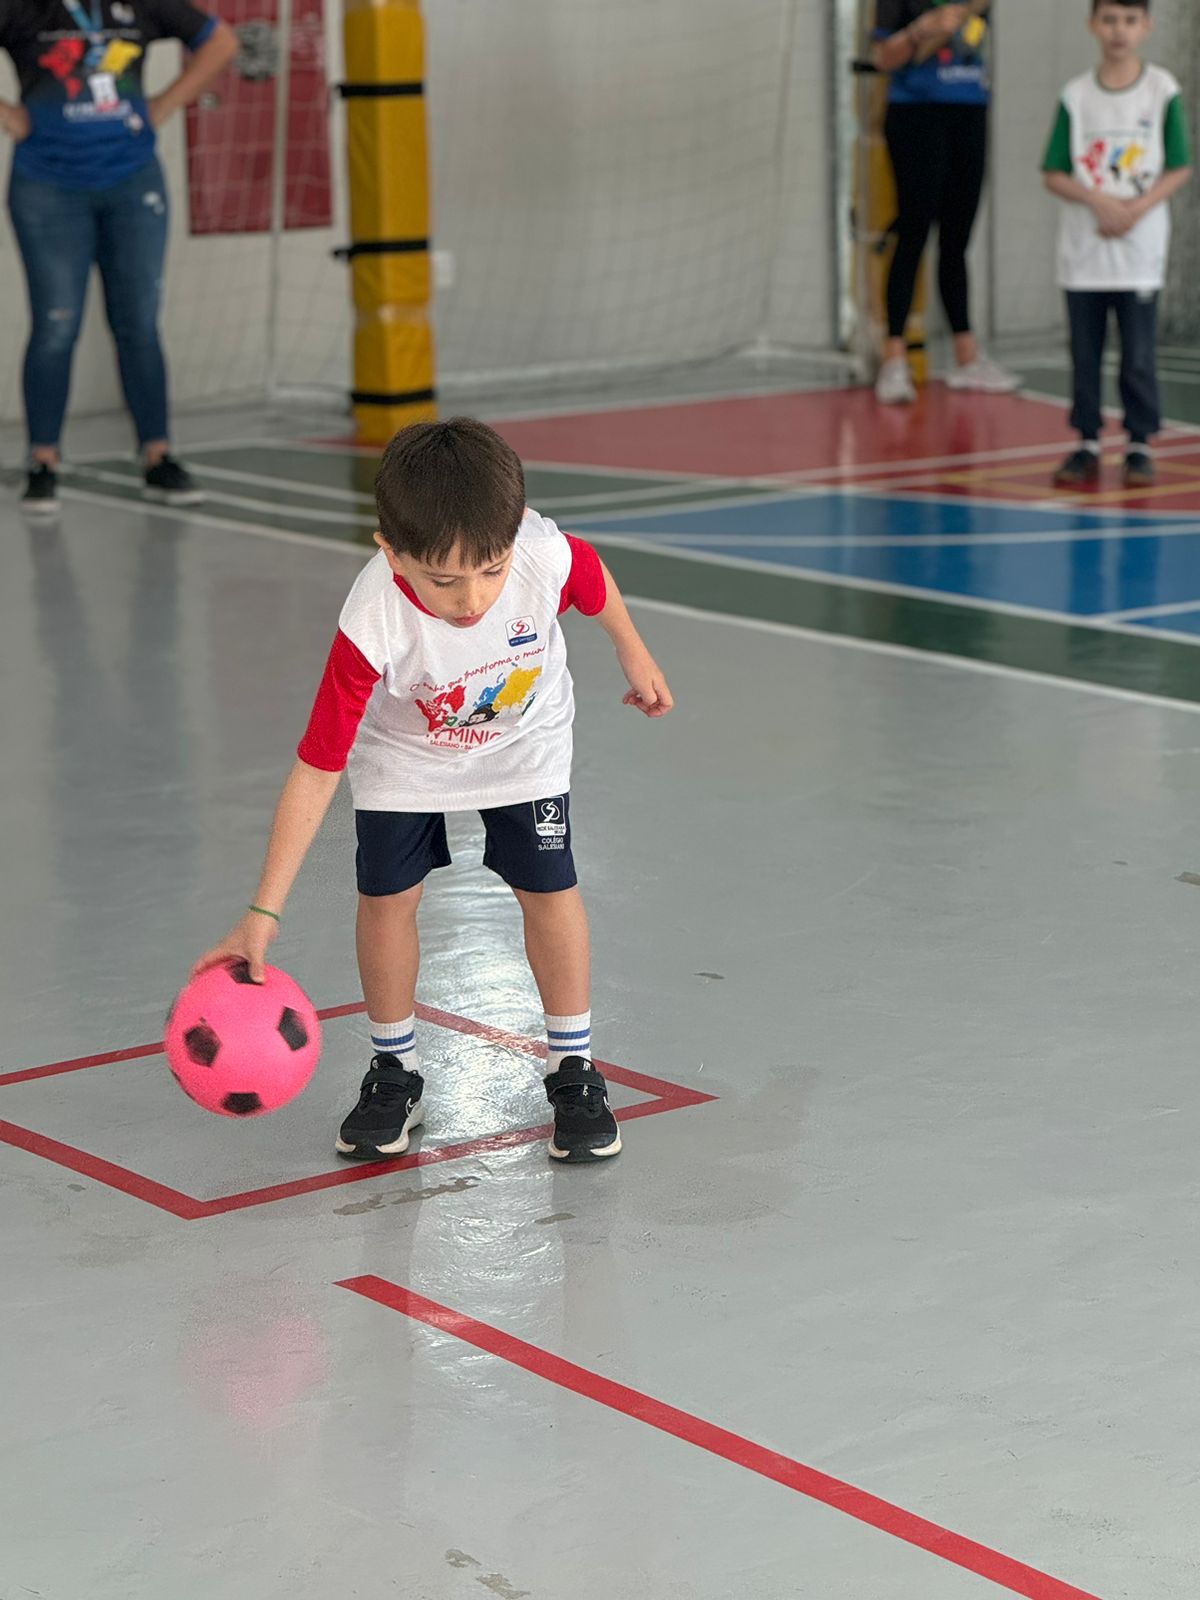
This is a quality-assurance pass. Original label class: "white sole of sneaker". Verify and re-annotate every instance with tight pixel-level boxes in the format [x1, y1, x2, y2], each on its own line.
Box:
[142, 488, 206, 506]
[548, 1129, 622, 1162]
[336, 1099, 424, 1158]
[945, 377, 1020, 394]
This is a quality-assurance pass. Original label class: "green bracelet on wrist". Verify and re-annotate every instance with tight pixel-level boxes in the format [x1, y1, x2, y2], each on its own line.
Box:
[248, 904, 281, 923]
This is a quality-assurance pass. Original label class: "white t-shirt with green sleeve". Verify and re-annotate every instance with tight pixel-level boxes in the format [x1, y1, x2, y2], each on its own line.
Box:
[1042, 64, 1192, 292]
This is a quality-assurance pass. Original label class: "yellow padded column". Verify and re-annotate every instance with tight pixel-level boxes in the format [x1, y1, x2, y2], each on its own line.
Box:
[343, 0, 437, 443]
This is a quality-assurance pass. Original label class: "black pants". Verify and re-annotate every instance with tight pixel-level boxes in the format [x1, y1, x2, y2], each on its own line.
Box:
[1065, 289, 1160, 443]
[884, 102, 988, 340]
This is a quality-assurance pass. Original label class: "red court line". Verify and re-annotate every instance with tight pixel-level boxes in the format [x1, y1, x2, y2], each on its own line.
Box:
[1, 1005, 715, 1217]
[0, 1119, 207, 1219]
[339, 1276, 1106, 1600]
[0, 1040, 166, 1088]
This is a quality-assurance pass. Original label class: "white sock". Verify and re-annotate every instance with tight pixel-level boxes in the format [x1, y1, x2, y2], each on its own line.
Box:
[545, 1011, 591, 1074]
[369, 1014, 419, 1072]
[1081, 439, 1102, 455]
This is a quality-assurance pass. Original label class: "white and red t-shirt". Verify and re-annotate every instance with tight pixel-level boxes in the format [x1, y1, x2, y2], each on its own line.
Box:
[298, 510, 607, 812]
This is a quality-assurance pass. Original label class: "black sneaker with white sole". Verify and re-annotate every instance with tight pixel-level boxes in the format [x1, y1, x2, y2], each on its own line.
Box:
[336, 1054, 425, 1160]
[143, 454, 204, 506]
[21, 464, 60, 515]
[545, 1057, 621, 1162]
[1124, 448, 1156, 489]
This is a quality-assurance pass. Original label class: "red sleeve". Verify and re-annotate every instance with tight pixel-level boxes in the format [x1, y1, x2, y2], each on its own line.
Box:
[558, 535, 607, 616]
[296, 630, 381, 771]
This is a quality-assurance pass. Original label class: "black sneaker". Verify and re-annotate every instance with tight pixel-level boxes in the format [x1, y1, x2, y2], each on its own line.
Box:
[1123, 448, 1156, 489]
[545, 1057, 621, 1163]
[1053, 447, 1101, 489]
[20, 464, 60, 516]
[335, 1054, 425, 1159]
[143, 454, 204, 506]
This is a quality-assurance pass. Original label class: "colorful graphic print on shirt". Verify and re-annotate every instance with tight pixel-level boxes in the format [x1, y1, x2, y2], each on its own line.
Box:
[413, 655, 544, 743]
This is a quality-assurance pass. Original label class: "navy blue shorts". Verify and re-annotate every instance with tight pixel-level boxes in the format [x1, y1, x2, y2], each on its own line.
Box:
[355, 795, 577, 896]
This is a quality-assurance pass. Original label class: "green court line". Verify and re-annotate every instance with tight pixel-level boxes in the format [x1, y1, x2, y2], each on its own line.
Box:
[588, 539, 1200, 707]
[65, 473, 378, 543]
[1017, 363, 1200, 428]
[77, 446, 774, 524]
[59, 438, 1200, 705]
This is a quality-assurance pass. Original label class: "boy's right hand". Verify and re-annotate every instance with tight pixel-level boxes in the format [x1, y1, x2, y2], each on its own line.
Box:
[1090, 193, 1134, 238]
[192, 911, 277, 984]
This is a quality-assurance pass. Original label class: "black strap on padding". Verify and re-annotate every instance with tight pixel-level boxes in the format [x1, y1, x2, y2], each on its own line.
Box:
[337, 81, 424, 98]
[333, 238, 430, 261]
[351, 387, 437, 407]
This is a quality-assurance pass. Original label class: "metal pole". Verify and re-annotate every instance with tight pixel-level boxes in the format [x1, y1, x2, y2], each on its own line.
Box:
[265, 0, 294, 402]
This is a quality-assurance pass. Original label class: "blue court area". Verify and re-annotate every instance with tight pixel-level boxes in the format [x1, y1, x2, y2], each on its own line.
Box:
[574, 492, 1200, 629]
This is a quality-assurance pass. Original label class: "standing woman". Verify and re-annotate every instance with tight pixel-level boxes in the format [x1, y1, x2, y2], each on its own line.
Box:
[0, 0, 236, 512]
[872, 0, 1017, 403]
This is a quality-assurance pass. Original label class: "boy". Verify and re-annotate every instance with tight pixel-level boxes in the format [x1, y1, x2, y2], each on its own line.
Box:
[194, 418, 673, 1163]
[1042, 0, 1192, 489]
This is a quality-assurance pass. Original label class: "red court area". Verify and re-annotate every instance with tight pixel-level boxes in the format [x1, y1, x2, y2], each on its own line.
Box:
[0, 1003, 715, 1220]
[495, 386, 1200, 512]
[495, 387, 1076, 478]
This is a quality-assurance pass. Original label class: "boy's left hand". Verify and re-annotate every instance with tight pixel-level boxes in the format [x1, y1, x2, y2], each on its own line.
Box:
[618, 647, 674, 718]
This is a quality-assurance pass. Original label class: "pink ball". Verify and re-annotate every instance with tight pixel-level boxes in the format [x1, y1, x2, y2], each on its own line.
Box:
[165, 960, 321, 1117]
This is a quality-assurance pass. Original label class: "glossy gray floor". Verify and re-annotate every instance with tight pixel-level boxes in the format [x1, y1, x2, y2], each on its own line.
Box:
[3, 478, 1200, 1600]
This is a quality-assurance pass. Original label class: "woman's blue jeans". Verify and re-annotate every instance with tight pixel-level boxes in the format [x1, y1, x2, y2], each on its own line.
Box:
[8, 156, 171, 452]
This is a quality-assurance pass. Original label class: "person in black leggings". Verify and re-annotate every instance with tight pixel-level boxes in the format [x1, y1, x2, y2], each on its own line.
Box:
[872, 0, 1017, 403]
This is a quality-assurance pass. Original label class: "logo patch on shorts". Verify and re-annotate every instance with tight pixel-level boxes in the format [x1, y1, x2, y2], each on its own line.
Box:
[533, 797, 567, 848]
[507, 616, 538, 647]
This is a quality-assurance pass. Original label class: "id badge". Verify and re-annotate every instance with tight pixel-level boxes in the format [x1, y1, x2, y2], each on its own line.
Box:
[89, 71, 119, 109]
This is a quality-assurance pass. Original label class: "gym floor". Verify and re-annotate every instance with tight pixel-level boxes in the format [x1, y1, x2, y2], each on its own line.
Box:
[3, 367, 1200, 1599]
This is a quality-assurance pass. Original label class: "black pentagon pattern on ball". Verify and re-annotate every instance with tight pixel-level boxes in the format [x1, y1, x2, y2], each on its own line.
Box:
[277, 1006, 308, 1051]
[222, 1092, 263, 1116]
[226, 959, 257, 985]
[183, 1022, 220, 1067]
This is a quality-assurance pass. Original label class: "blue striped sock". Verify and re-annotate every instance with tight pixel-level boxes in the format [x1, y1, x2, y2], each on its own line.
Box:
[369, 1014, 419, 1071]
[545, 1011, 591, 1074]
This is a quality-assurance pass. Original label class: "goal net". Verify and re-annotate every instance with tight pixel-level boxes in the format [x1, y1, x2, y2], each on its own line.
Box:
[0, 0, 834, 429]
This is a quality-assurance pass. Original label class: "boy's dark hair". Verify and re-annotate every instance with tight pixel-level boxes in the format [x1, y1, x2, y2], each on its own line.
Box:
[374, 417, 526, 566]
[1092, 0, 1148, 13]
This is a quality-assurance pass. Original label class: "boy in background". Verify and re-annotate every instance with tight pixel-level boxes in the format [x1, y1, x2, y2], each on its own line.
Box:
[1042, 0, 1192, 489]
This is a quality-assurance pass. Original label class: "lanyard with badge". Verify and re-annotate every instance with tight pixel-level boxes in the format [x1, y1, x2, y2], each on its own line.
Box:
[63, 0, 122, 109]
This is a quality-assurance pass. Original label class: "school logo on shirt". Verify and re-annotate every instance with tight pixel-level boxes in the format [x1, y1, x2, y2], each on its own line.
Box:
[507, 616, 538, 647]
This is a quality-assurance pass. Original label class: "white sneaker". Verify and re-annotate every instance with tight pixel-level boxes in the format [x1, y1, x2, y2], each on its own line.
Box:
[946, 356, 1020, 394]
[875, 357, 917, 405]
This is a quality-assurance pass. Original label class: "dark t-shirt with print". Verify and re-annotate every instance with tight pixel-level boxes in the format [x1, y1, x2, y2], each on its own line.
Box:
[875, 0, 990, 107]
[0, 0, 215, 189]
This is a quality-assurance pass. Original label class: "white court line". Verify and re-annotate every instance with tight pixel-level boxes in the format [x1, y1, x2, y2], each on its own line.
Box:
[53, 482, 1200, 694]
[569, 480, 1187, 530]
[85, 456, 746, 514]
[164, 436, 1200, 527]
[55, 485, 377, 555]
[624, 596, 1200, 716]
[472, 374, 853, 424]
[191, 435, 741, 489]
[157, 461, 375, 505]
[807, 478, 1193, 524]
[69, 466, 376, 527]
[638, 518, 1200, 549]
[1102, 597, 1200, 623]
[1018, 385, 1200, 437]
[562, 526, 1200, 647]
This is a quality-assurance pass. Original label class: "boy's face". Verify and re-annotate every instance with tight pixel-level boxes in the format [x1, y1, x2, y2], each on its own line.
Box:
[374, 533, 514, 627]
[1090, 5, 1152, 60]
